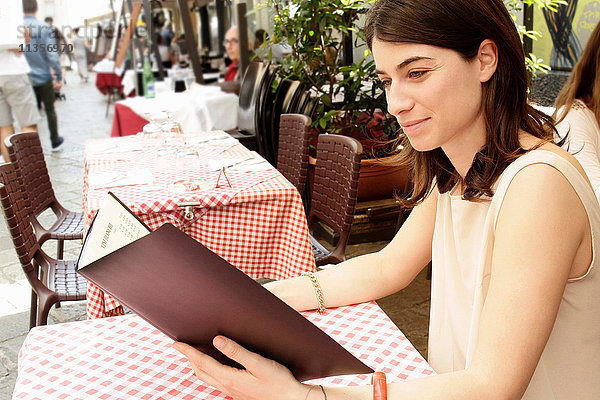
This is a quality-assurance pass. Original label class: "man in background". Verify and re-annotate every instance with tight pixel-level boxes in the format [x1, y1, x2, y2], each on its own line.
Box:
[23, 0, 64, 151]
[45, 16, 71, 84]
[161, 22, 174, 48]
[0, 27, 39, 161]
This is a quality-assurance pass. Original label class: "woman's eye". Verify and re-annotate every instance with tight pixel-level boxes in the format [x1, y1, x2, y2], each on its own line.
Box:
[379, 79, 392, 88]
[408, 70, 427, 79]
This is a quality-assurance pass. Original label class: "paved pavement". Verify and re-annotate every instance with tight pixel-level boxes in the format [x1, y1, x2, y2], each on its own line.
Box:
[0, 70, 430, 399]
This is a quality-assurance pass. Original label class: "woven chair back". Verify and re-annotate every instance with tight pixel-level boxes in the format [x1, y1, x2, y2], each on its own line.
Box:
[6, 132, 56, 216]
[0, 162, 39, 267]
[276, 114, 311, 195]
[309, 134, 362, 236]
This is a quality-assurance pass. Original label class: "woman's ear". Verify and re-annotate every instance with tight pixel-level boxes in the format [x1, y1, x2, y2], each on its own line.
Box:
[477, 39, 498, 83]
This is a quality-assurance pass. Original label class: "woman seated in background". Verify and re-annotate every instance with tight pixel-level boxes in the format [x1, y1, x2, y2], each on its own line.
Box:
[156, 33, 174, 70]
[174, 0, 600, 399]
[554, 22, 600, 202]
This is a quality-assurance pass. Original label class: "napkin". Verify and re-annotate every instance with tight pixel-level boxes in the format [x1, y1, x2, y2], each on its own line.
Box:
[185, 134, 237, 146]
[228, 158, 272, 172]
[87, 141, 144, 155]
[207, 156, 254, 171]
[89, 168, 154, 189]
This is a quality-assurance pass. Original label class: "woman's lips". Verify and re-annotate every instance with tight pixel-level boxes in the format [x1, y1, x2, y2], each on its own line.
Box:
[401, 118, 429, 134]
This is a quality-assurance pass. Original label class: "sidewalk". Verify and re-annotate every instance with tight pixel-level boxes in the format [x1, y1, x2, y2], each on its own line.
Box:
[0, 70, 112, 399]
[0, 70, 430, 400]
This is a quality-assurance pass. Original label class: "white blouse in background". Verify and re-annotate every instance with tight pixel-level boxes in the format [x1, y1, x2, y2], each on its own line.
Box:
[556, 100, 600, 203]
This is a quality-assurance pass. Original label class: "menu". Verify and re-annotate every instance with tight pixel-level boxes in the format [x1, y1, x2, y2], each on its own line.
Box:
[77, 195, 373, 381]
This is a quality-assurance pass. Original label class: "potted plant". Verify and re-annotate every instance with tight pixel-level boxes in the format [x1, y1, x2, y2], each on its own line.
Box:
[258, 0, 407, 201]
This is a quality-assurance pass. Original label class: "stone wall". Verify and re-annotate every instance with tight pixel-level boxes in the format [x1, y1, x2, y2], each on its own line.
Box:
[529, 70, 571, 107]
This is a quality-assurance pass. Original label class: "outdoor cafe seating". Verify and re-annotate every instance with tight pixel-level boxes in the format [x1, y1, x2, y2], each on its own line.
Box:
[6, 132, 85, 260]
[3, 120, 436, 399]
[2, 22, 406, 400]
[0, 162, 87, 329]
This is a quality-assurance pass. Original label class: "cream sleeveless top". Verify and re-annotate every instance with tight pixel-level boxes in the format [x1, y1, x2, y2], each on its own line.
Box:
[429, 150, 600, 399]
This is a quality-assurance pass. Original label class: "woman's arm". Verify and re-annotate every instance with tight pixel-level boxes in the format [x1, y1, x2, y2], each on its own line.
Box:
[265, 187, 437, 311]
[324, 161, 588, 399]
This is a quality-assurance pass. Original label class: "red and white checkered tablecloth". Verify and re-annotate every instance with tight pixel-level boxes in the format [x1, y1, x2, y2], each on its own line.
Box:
[83, 133, 316, 319]
[13, 302, 435, 400]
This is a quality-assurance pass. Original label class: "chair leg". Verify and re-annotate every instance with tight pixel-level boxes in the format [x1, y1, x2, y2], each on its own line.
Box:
[37, 296, 55, 327]
[29, 290, 38, 330]
[57, 239, 64, 259]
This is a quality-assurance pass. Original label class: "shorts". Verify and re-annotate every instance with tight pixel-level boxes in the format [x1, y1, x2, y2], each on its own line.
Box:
[0, 74, 40, 127]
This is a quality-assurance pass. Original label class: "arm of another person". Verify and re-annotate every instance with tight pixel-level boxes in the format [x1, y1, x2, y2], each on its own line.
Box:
[559, 108, 600, 201]
[175, 161, 588, 400]
[42, 25, 62, 85]
[265, 186, 437, 311]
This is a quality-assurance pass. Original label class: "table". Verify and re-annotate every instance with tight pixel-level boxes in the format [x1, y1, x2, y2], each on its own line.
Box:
[83, 133, 315, 318]
[111, 84, 239, 137]
[12, 302, 435, 399]
[122, 68, 221, 97]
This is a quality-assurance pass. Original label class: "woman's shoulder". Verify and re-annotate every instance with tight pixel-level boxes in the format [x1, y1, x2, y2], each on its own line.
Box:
[497, 142, 592, 198]
[558, 99, 595, 123]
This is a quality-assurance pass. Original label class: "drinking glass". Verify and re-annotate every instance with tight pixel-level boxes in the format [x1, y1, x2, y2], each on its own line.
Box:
[141, 114, 162, 139]
[161, 111, 183, 147]
[183, 70, 196, 91]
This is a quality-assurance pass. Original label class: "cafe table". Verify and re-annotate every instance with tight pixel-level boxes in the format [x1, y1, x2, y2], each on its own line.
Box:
[12, 301, 435, 399]
[83, 132, 316, 319]
[111, 84, 239, 137]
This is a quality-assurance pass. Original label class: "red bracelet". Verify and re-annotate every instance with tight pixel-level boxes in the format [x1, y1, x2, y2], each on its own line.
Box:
[372, 371, 387, 400]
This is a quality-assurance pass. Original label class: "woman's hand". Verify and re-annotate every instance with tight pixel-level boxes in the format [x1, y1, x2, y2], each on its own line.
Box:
[173, 336, 308, 400]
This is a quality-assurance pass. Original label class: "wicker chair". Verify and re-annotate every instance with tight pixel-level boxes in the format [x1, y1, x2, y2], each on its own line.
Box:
[309, 134, 362, 266]
[0, 162, 87, 328]
[5, 131, 84, 259]
[276, 114, 312, 196]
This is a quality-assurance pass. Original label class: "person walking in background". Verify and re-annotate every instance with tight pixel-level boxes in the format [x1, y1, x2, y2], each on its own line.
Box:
[45, 16, 71, 85]
[72, 27, 89, 82]
[554, 22, 600, 202]
[161, 22, 174, 48]
[0, 35, 39, 161]
[22, 0, 64, 151]
[156, 33, 174, 69]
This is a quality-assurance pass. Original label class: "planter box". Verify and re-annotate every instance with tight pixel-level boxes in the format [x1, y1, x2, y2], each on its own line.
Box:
[357, 158, 408, 202]
[313, 198, 402, 246]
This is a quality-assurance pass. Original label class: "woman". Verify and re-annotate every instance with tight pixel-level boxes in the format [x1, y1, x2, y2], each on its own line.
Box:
[72, 27, 89, 82]
[174, 0, 600, 399]
[554, 22, 600, 202]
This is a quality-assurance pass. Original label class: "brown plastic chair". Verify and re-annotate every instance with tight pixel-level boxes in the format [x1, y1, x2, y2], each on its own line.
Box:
[0, 162, 87, 328]
[5, 131, 84, 259]
[276, 114, 311, 195]
[309, 134, 362, 266]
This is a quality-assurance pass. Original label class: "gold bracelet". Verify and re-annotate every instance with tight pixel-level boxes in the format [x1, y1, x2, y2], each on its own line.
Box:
[303, 272, 325, 314]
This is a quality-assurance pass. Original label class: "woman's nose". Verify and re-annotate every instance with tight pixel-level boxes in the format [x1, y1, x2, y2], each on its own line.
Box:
[386, 83, 414, 116]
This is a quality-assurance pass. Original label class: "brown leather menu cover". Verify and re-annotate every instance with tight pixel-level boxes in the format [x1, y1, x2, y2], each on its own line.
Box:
[78, 223, 373, 381]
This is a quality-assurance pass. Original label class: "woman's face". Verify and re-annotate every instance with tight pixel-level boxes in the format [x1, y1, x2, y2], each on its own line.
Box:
[372, 39, 488, 156]
[224, 28, 240, 63]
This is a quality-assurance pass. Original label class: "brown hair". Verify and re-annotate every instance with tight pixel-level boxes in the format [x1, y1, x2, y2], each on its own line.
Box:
[22, 0, 37, 14]
[364, 0, 557, 206]
[554, 22, 600, 124]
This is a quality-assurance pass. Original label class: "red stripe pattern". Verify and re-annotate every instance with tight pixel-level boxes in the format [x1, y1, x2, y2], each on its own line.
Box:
[83, 134, 316, 319]
[13, 302, 434, 399]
